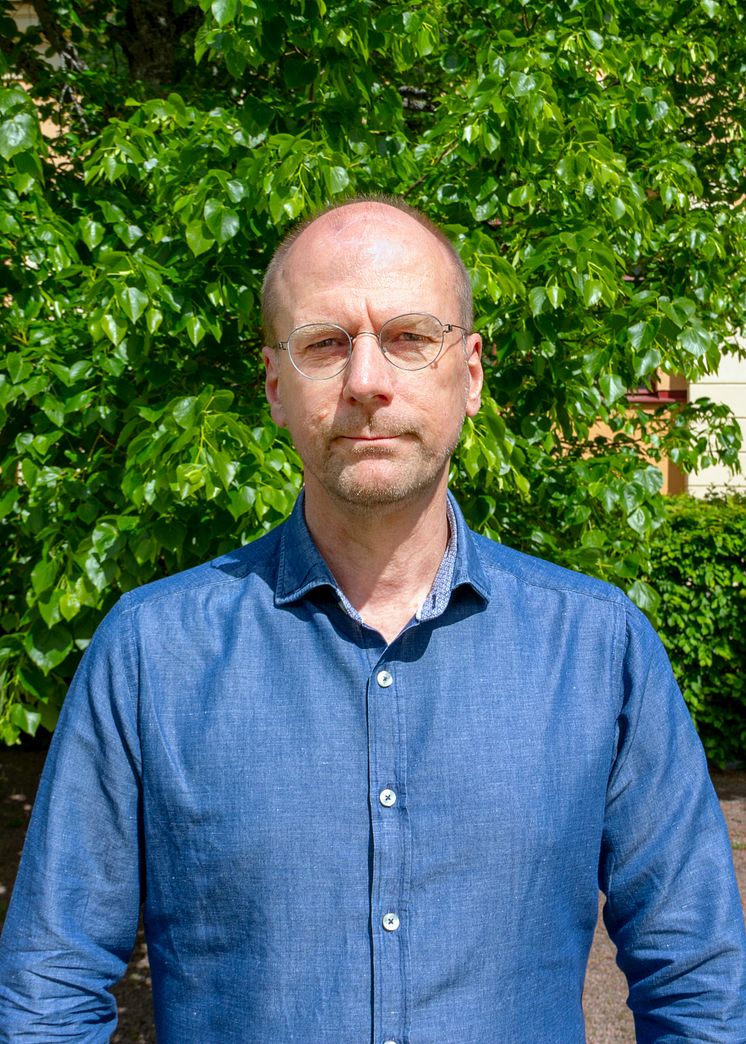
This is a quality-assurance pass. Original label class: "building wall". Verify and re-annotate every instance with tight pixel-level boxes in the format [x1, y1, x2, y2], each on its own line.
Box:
[12, 3, 41, 35]
[688, 352, 746, 497]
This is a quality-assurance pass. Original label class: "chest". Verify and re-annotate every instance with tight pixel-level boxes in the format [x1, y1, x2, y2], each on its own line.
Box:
[136, 598, 617, 887]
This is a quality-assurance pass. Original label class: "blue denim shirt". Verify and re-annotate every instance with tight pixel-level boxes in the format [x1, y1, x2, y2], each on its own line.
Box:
[1, 493, 745, 1043]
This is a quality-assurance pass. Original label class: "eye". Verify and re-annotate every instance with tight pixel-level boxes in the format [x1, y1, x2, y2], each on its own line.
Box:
[307, 336, 346, 351]
[290, 325, 350, 355]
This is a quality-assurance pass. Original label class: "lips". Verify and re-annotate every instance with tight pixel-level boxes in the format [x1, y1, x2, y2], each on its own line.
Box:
[333, 426, 410, 440]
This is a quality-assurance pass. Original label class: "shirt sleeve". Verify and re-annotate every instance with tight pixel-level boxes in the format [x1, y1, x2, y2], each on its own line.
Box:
[600, 602, 746, 1042]
[0, 599, 143, 1042]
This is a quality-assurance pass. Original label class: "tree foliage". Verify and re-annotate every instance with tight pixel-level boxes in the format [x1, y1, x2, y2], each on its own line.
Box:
[1, 0, 745, 743]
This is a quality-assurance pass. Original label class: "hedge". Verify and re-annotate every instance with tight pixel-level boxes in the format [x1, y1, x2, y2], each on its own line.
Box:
[649, 494, 746, 767]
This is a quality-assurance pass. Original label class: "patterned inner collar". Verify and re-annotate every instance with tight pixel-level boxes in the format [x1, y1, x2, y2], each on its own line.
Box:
[336, 497, 458, 629]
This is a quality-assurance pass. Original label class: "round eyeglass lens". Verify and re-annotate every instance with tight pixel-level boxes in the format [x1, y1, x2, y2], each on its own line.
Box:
[379, 313, 445, 370]
[287, 323, 351, 378]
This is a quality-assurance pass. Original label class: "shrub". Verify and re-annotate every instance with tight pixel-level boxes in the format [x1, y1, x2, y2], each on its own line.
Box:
[649, 495, 746, 766]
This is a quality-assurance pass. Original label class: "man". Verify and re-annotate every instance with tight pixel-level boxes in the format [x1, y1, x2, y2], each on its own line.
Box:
[1, 197, 744, 1042]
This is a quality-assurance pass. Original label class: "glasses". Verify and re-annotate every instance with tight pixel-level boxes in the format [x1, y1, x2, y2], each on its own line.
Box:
[276, 312, 468, 380]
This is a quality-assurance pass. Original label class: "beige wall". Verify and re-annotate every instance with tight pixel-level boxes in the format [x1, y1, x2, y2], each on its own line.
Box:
[12, 3, 41, 34]
[688, 349, 746, 497]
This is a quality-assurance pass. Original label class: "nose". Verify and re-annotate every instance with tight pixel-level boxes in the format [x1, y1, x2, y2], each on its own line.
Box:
[341, 331, 395, 404]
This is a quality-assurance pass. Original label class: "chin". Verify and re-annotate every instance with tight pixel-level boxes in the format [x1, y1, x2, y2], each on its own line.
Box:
[326, 465, 445, 509]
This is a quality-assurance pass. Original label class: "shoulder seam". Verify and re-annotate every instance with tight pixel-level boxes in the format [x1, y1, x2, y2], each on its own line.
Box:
[117, 567, 242, 617]
[473, 537, 626, 608]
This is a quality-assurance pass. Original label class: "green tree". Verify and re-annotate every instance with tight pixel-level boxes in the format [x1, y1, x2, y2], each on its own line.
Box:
[1, 0, 744, 743]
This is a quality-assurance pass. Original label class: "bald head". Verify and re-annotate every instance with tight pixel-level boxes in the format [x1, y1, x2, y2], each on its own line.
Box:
[261, 197, 473, 344]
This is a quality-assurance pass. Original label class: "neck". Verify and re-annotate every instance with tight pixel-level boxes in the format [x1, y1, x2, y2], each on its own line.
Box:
[303, 479, 450, 644]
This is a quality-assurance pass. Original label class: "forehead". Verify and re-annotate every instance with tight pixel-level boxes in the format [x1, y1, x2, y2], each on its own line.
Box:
[274, 205, 459, 326]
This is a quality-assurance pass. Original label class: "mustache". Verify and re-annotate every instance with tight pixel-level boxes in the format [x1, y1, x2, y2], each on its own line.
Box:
[331, 424, 412, 438]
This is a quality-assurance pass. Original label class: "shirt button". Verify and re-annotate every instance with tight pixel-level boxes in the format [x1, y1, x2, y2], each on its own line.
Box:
[383, 1040, 398, 1044]
[379, 788, 397, 807]
[376, 669, 393, 688]
[383, 912, 400, 932]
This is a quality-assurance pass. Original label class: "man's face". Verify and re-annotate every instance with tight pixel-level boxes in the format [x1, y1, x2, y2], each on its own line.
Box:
[262, 204, 483, 514]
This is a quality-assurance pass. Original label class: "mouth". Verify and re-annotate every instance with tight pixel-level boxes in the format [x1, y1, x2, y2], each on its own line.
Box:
[333, 433, 407, 453]
[336, 433, 407, 446]
[339, 434, 399, 441]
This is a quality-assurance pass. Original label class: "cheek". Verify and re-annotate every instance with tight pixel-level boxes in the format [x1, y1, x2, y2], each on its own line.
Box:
[280, 389, 336, 447]
[427, 369, 469, 421]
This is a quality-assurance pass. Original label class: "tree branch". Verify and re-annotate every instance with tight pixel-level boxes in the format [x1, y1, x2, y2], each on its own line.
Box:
[30, 0, 86, 71]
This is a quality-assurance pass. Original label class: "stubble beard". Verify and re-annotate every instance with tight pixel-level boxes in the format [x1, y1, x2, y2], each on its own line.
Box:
[310, 419, 465, 514]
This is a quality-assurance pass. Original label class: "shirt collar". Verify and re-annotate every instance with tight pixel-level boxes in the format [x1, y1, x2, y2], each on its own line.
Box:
[275, 490, 490, 614]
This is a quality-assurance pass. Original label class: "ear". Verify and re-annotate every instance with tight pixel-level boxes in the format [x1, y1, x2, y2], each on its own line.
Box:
[262, 346, 288, 428]
[464, 334, 483, 418]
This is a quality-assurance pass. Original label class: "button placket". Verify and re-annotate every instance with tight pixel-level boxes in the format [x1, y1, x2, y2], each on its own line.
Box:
[368, 657, 409, 1044]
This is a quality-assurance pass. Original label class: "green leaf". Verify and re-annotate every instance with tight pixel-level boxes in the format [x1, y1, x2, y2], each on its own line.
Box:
[80, 218, 104, 249]
[228, 484, 256, 520]
[114, 222, 144, 246]
[680, 325, 710, 357]
[21, 458, 38, 488]
[528, 287, 547, 317]
[186, 315, 207, 346]
[210, 450, 238, 490]
[18, 662, 56, 702]
[627, 506, 649, 536]
[328, 166, 350, 194]
[9, 703, 42, 737]
[133, 532, 157, 564]
[31, 558, 58, 596]
[510, 72, 536, 97]
[146, 307, 163, 334]
[39, 591, 62, 628]
[633, 348, 661, 379]
[582, 280, 604, 308]
[101, 313, 128, 345]
[599, 374, 627, 404]
[0, 87, 29, 116]
[40, 394, 65, 427]
[83, 553, 114, 592]
[211, 0, 238, 27]
[172, 395, 198, 428]
[25, 625, 73, 673]
[59, 590, 81, 621]
[0, 210, 21, 235]
[628, 322, 654, 351]
[0, 487, 18, 520]
[226, 179, 246, 202]
[117, 286, 149, 323]
[204, 200, 240, 245]
[0, 112, 36, 160]
[507, 184, 535, 207]
[627, 580, 660, 614]
[186, 221, 214, 256]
